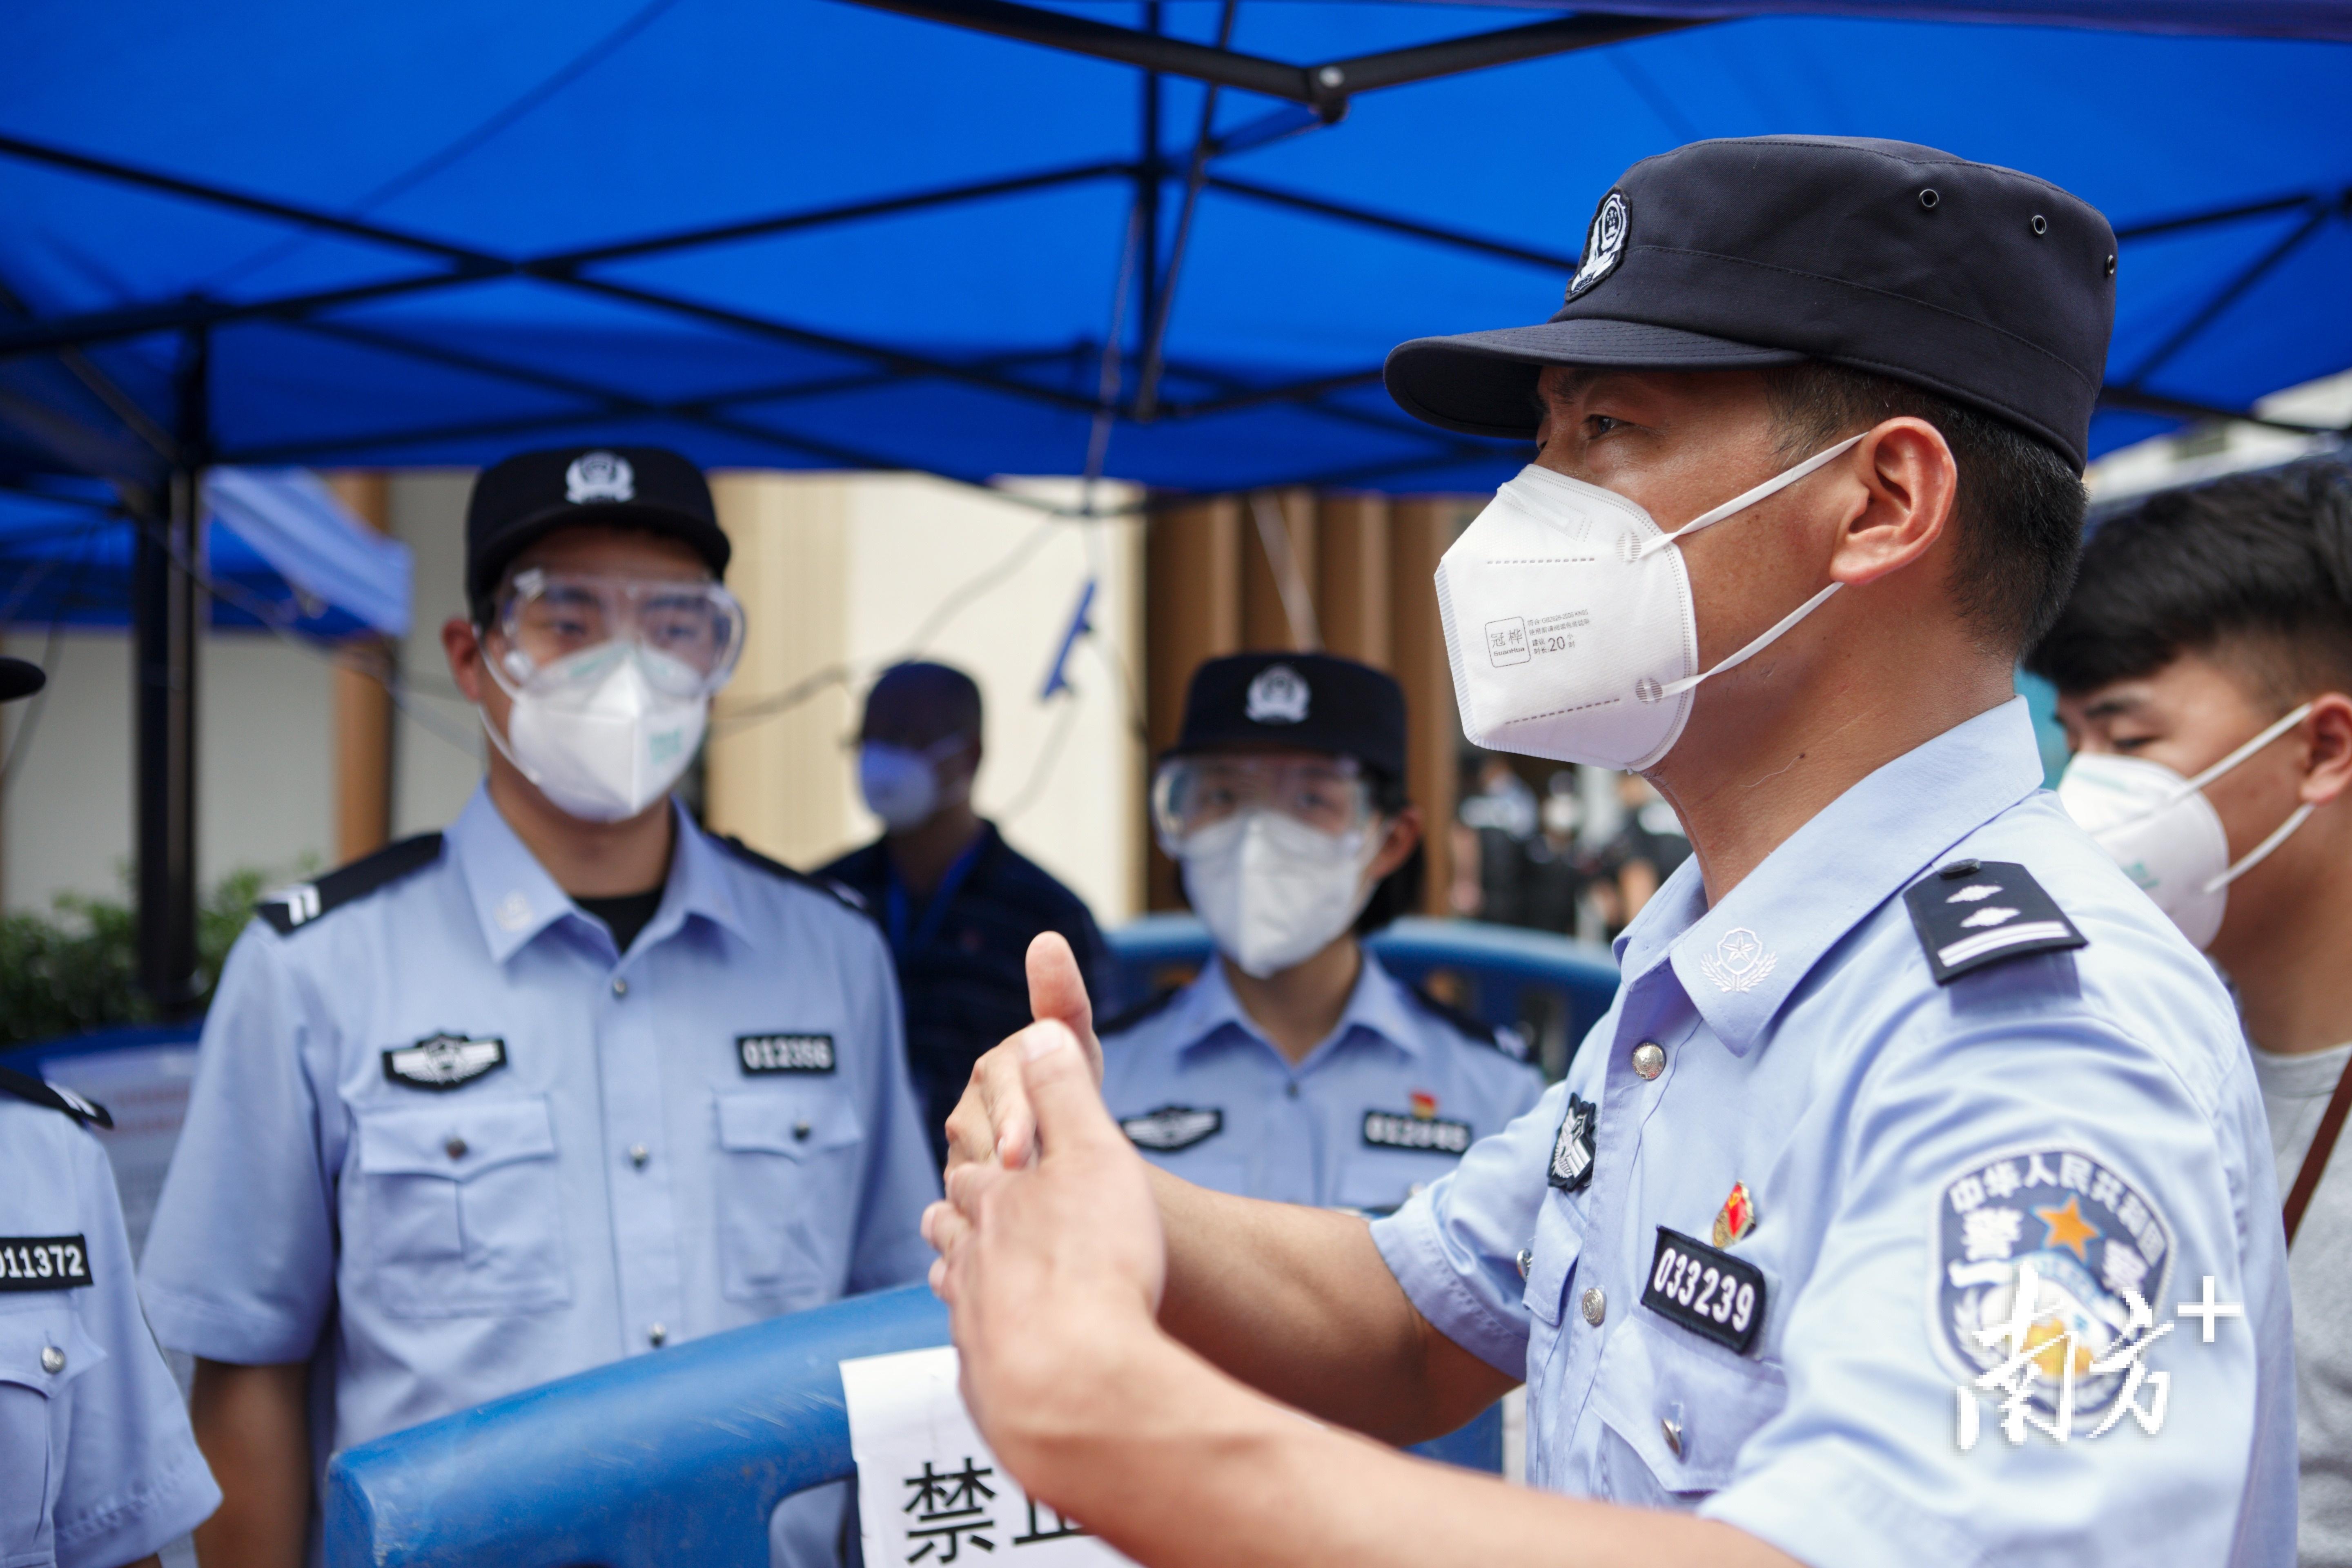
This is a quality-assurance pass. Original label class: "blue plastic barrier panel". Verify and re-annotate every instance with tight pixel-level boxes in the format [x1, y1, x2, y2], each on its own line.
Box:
[844, 1345, 1127, 1565]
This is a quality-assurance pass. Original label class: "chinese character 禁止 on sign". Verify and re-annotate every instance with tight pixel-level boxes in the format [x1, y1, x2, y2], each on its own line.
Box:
[842, 1346, 1133, 1566]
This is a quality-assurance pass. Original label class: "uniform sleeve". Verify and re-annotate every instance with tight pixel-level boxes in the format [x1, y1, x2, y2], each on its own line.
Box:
[1700, 1000, 2267, 1568]
[844, 919, 944, 1294]
[140, 924, 339, 1364]
[55, 1131, 221, 1568]
[1368, 1080, 1565, 1377]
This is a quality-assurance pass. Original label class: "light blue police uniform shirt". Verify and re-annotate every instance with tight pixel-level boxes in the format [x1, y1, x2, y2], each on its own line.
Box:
[140, 785, 940, 1454]
[2, 1093, 220, 1568]
[1372, 699, 2296, 1567]
[1101, 951, 1545, 1214]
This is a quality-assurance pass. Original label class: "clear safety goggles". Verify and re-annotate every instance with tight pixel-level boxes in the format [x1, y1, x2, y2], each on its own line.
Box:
[490, 567, 745, 698]
[1151, 754, 1373, 847]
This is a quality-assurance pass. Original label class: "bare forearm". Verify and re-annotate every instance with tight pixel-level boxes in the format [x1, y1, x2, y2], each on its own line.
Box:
[1020, 1330, 1792, 1568]
[1152, 1168, 1512, 1442]
[189, 1359, 311, 1568]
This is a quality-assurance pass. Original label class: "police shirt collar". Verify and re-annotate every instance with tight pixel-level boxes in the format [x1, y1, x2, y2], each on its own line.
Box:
[1636, 697, 2047, 1057]
[1178, 950, 1429, 1065]
[451, 786, 749, 962]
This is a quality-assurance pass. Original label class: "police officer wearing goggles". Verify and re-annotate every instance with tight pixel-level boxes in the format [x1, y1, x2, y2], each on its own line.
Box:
[1103, 652, 1542, 1215]
[2, 652, 223, 1568]
[929, 138, 2293, 1567]
[143, 447, 937, 1566]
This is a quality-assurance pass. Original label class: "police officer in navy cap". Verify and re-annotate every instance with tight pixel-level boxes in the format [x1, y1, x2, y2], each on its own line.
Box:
[1100, 652, 1542, 1215]
[143, 448, 936, 1567]
[930, 138, 2294, 1568]
[2, 654, 223, 1568]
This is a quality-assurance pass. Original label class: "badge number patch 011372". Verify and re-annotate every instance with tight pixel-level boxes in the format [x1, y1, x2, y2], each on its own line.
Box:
[0, 1234, 92, 1291]
[1934, 1144, 2173, 1429]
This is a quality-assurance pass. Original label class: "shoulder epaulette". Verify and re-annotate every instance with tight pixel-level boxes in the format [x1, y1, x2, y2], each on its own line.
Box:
[0, 1062, 112, 1129]
[717, 835, 870, 915]
[255, 833, 444, 936]
[1096, 988, 1182, 1040]
[1405, 982, 1532, 1063]
[1903, 858, 2087, 985]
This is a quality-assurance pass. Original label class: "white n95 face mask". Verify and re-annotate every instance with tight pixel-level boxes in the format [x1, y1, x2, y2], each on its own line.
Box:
[1178, 811, 1381, 979]
[484, 643, 708, 823]
[858, 736, 971, 832]
[2058, 702, 2316, 949]
[1435, 434, 1862, 770]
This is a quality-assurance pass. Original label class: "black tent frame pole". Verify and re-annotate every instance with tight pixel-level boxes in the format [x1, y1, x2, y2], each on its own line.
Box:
[134, 326, 204, 1013]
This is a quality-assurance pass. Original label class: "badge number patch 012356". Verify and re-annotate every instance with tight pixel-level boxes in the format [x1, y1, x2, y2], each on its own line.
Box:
[1933, 1144, 2173, 1426]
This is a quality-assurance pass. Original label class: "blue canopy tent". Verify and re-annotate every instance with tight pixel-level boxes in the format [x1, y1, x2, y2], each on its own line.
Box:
[4, 0, 2352, 999]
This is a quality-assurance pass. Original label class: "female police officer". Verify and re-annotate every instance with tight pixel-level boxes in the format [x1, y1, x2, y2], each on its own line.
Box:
[1103, 652, 1542, 1216]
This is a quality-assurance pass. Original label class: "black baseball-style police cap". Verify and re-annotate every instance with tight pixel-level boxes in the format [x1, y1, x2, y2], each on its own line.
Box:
[465, 444, 731, 612]
[1385, 136, 2118, 470]
[0, 657, 44, 703]
[1169, 652, 1406, 781]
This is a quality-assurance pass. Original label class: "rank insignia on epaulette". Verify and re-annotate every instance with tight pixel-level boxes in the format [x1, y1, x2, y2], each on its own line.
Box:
[1903, 859, 2087, 984]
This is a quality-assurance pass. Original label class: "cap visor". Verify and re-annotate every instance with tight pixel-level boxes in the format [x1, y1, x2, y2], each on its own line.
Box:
[0, 658, 47, 702]
[1384, 320, 1805, 438]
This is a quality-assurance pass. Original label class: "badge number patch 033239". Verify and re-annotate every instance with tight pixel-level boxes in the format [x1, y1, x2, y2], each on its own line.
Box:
[1642, 1227, 1764, 1354]
[1933, 1145, 2173, 1426]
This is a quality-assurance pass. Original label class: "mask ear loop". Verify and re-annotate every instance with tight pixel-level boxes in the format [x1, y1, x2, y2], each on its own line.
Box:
[1626, 434, 1866, 701]
[2205, 802, 2317, 895]
[2185, 700, 2322, 894]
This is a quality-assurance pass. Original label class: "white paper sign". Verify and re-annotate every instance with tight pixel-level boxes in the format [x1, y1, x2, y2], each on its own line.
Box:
[842, 1345, 1133, 1566]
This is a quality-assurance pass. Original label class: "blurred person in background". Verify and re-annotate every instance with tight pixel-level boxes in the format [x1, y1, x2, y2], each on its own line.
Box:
[0, 655, 222, 1568]
[2033, 462, 2352, 1566]
[1099, 653, 1544, 1220]
[1519, 773, 1591, 937]
[140, 447, 936, 1568]
[1454, 754, 1537, 924]
[820, 660, 1113, 1169]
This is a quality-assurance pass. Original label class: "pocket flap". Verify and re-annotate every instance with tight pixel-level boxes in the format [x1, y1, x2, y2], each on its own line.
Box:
[1592, 1316, 1786, 1493]
[715, 1090, 862, 1159]
[1522, 1192, 1584, 1328]
[0, 1304, 104, 1394]
[357, 1096, 557, 1179]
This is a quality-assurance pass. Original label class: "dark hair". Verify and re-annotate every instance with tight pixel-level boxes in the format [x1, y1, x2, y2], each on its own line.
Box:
[1760, 362, 2088, 654]
[2026, 461, 2352, 704]
[864, 661, 984, 742]
[1353, 764, 1423, 936]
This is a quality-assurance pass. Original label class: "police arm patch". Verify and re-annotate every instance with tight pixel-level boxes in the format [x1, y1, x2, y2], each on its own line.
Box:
[382, 1034, 507, 1091]
[0, 1235, 92, 1290]
[1903, 860, 2086, 984]
[1121, 1106, 1222, 1152]
[1932, 1144, 2174, 1427]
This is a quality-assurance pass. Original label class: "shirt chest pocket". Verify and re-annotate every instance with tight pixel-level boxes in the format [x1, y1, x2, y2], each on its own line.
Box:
[713, 1090, 866, 1309]
[0, 1305, 103, 1567]
[354, 1097, 571, 1318]
[1590, 1314, 1787, 1510]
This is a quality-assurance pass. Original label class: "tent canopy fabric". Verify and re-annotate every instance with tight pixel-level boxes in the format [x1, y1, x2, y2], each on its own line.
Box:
[3, 0, 2350, 502]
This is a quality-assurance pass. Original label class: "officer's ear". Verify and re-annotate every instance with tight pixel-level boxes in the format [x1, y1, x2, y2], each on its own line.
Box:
[443, 614, 493, 707]
[1826, 417, 1959, 592]
[2298, 693, 2352, 807]
[1369, 805, 1424, 882]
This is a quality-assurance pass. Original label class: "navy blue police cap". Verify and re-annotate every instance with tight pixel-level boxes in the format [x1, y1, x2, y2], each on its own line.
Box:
[1169, 653, 1406, 780]
[1385, 136, 2117, 470]
[466, 445, 730, 612]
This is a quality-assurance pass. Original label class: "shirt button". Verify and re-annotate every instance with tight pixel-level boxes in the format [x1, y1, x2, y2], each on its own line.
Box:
[1580, 1287, 1606, 1326]
[1661, 1416, 1685, 1458]
[793, 1121, 812, 1142]
[1631, 1041, 1666, 1080]
[40, 1345, 65, 1374]
[648, 1323, 668, 1347]
[1515, 1247, 1534, 1281]
[629, 1144, 650, 1168]
[612, 977, 629, 998]
[444, 1136, 469, 1160]
[1285, 1082, 1301, 1100]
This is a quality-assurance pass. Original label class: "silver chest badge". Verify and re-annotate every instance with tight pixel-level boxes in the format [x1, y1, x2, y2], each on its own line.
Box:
[1698, 926, 1776, 994]
[565, 451, 636, 504]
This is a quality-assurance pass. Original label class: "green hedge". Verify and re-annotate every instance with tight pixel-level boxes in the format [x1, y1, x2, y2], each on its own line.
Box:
[0, 868, 285, 1046]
